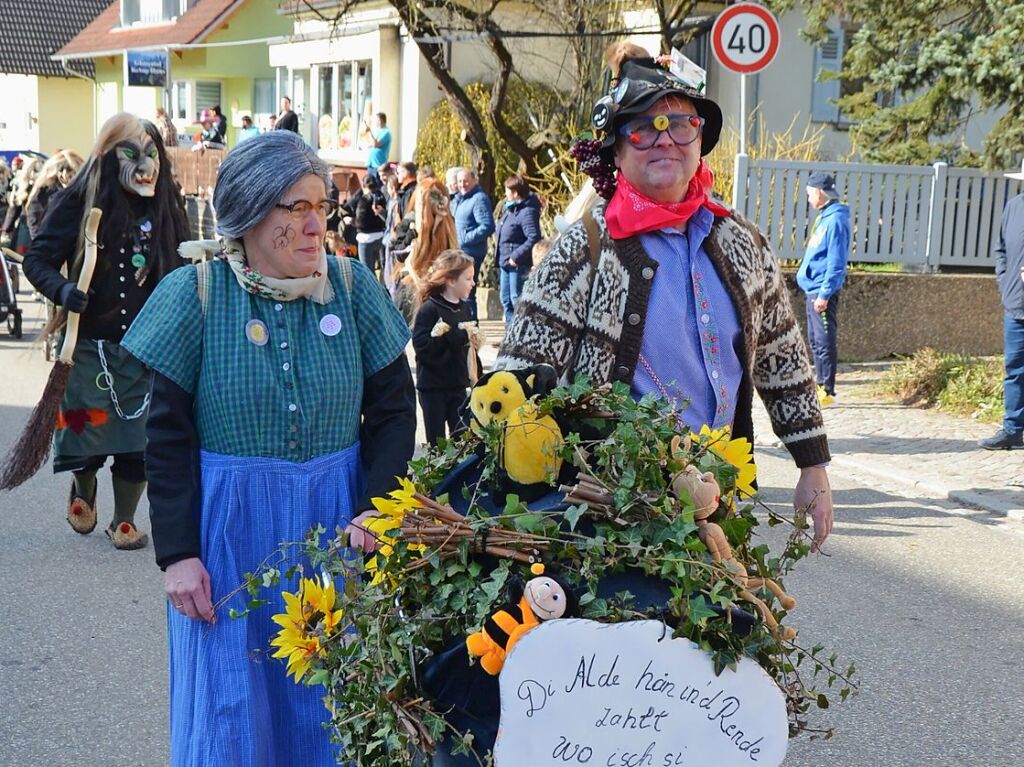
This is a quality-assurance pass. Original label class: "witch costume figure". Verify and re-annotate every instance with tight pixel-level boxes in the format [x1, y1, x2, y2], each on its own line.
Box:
[21, 112, 189, 549]
[121, 130, 416, 766]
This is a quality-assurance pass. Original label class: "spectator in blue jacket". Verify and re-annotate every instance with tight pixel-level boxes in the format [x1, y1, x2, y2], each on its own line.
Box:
[496, 175, 542, 325]
[797, 171, 850, 406]
[978, 161, 1024, 450]
[452, 168, 495, 318]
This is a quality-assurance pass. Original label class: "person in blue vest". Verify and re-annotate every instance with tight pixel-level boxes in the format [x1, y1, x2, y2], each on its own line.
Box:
[365, 112, 392, 179]
[452, 167, 495, 319]
[798, 171, 850, 406]
[121, 130, 415, 765]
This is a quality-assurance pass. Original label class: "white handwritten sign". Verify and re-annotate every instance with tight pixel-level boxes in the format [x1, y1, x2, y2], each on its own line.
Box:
[494, 620, 788, 767]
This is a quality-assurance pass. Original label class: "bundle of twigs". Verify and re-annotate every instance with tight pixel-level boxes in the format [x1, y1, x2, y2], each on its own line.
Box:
[401, 493, 550, 567]
[558, 474, 615, 514]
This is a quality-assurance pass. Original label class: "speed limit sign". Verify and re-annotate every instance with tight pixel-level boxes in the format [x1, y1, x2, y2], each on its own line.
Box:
[711, 3, 781, 75]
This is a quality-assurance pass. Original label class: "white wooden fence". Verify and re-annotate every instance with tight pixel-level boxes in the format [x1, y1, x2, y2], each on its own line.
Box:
[731, 158, 1023, 270]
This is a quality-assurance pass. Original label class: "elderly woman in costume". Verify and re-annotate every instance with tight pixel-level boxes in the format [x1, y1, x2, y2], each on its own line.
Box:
[21, 113, 189, 549]
[121, 130, 415, 766]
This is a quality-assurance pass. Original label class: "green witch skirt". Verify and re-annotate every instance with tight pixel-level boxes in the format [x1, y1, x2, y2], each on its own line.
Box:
[52, 339, 151, 473]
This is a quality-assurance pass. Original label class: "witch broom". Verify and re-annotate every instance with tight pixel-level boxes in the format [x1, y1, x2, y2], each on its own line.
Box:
[0, 208, 102, 491]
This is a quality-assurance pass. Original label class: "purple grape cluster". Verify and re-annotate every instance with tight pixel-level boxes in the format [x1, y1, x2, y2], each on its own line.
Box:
[570, 137, 617, 199]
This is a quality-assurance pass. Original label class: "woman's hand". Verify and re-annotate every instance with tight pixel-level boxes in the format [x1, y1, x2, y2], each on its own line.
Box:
[165, 557, 216, 623]
[346, 510, 383, 553]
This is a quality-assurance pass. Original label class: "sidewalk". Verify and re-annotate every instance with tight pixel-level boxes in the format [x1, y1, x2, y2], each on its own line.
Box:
[752, 363, 1024, 520]
[475, 329, 1023, 519]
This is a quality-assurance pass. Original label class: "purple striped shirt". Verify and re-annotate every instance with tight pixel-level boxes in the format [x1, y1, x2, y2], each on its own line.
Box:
[630, 206, 744, 432]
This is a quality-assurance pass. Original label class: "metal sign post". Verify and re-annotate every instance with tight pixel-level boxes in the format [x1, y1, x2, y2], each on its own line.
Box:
[711, 2, 782, 209]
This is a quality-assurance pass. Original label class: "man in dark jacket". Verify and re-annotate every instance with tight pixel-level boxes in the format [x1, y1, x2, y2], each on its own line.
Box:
[979, 162, 1024, 449]
[452, 168, 495, 319]
[797, 171, 850, 406]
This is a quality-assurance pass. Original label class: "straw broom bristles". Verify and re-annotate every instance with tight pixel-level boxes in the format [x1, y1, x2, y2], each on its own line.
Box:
[0, 362, 70, 490]
[0, 208, 101, 492]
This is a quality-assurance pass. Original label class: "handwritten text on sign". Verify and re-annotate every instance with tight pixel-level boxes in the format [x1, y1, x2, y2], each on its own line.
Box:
[494, 620, 788, 767]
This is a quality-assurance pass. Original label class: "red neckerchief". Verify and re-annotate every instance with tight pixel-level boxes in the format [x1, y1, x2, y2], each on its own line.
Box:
[604, 160, 731, 239]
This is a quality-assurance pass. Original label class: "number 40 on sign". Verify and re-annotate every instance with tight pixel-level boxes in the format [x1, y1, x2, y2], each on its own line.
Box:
[711, 2, 781, 75]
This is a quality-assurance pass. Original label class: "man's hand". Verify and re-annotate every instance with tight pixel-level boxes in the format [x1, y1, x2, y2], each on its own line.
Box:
[813, 296, 829, 313]
[794, 466, 833, 551]
[346, 510, 383, 553]
[165, 557, 215, 623]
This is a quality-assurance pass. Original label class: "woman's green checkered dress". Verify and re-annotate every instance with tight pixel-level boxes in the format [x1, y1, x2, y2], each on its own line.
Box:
[122, 255, 409, 766]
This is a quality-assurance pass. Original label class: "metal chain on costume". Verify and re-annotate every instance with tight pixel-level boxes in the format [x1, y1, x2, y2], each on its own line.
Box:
[96, 340, 150, 420]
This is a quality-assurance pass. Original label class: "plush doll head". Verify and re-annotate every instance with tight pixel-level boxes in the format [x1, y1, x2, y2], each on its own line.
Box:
[517, 563, 578, 621]
[469, 364, 558, 430]
[671, 464, 721, 521]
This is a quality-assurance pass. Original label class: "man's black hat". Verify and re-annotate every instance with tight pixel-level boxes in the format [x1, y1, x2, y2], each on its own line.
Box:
[592, 57, 723, 157]
[807, 171, 840, 200]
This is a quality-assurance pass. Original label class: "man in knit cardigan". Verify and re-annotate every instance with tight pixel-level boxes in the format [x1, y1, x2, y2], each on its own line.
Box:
[496, 46, 834, 549]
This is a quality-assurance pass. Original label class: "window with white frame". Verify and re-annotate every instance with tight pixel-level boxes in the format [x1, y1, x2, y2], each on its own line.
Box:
[314, 60, 374, 153]
[121, 0, 183, 26]
[253, 79, 275, 129]
[171, 81, 191, 120]
[195, 81, 223, 115]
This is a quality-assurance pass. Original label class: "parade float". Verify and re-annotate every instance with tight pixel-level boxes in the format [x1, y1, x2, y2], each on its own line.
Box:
[243, 371, 855, 766]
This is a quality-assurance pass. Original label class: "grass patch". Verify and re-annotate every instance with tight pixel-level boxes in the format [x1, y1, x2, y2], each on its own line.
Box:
[848, 262, 903, 273]
[876, 348, 1004, 422]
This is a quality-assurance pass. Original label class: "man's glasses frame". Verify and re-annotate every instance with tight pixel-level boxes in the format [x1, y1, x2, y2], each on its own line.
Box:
[617, 113, 705, 150]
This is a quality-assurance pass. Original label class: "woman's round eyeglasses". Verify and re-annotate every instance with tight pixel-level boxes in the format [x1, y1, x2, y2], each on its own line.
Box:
[274, 199, 339, 220]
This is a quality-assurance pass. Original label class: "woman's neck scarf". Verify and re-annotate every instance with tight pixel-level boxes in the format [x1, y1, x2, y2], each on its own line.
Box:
[604, 160, 731, 239]
[178, 238, 334, 303]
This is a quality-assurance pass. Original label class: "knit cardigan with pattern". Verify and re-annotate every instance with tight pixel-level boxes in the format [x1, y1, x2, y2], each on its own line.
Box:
[495, 203, 830, 468]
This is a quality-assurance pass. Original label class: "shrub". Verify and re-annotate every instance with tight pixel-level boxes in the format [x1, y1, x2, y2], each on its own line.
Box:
[876, 348, 1004, 422]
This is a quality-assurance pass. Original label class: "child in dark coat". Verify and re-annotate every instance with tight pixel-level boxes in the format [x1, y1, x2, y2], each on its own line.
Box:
[412, 250, 482, 445]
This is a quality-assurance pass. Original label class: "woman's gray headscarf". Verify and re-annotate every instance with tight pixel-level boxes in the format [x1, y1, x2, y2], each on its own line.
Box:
[213, 131, 330, 238]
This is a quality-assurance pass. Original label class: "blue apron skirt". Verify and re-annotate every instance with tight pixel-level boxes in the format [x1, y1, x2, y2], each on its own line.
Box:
[167, 444, 363, 767]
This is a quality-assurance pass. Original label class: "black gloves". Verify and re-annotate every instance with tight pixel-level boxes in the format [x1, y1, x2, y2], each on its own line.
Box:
[58, 282, 89, 313]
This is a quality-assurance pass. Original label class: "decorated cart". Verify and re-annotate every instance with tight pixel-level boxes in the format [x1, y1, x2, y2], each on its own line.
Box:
[247, 370, 855, 766]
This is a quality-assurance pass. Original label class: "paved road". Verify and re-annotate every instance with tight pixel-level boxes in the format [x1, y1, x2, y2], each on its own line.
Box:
[2, 295, 1023, 765]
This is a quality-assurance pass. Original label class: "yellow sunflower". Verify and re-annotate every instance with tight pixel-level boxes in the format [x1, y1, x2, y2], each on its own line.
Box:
[270, 574, 344, 683]
[697, 425, 757, 498]
[364, 477, 427, 585]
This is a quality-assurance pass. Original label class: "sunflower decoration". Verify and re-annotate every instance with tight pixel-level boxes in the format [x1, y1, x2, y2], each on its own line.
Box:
[696, 424, 756, 498]
[363, 477, 427, 585]
[270, 574, 344, 683]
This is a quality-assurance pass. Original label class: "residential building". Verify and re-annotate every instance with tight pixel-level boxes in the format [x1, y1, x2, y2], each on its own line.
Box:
[0, 0, 111, 156]
[270, 1, 578, 171]
[54, 0, 292, 148]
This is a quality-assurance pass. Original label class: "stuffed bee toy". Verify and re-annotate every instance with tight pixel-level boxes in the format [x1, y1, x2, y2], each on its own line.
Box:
[469, 365, 564, 487]
[466, 563, 578, 675]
